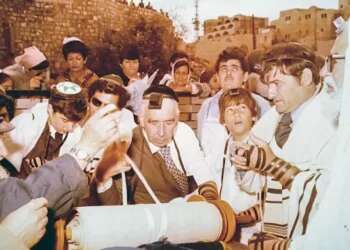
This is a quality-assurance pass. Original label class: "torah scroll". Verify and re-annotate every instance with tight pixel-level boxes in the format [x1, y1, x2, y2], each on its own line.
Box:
[66, 200, 235, 250]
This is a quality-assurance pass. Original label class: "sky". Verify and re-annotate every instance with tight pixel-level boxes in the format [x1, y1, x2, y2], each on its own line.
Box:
[132, 0, 339, 41]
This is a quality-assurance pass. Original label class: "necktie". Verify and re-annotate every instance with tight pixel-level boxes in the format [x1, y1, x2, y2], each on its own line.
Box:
[275, 112, 292, 148]
[46, 132, 64, 160]
[158, 146, 189, 195]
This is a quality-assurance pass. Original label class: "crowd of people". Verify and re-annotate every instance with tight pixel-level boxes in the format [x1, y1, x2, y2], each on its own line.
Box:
[0, 20, 347, 250]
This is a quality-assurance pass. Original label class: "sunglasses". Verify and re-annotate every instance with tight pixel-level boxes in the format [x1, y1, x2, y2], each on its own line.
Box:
[91, 97, 105, 107]
[326, 54, 345, 72]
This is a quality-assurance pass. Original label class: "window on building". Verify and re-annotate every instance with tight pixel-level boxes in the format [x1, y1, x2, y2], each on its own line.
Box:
[320, 28, 324, 32]
[228, 24, 233, 29]
[220, 26, 225, 30]
[285, 16, 291, 21]
[208, 35, 213, 39]
[321, 13, 327, 18]
[225, 20, 230, 24]
[223, 31, 229, 36]
[214, 28, 218, 32]
[285, 34, 290, 40]
[215, 33, 221, 38]
[305, 14, 311, 19]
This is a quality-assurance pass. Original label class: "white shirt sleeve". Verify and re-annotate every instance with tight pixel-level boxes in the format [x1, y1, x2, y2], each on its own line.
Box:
[172, 122, 214, 185]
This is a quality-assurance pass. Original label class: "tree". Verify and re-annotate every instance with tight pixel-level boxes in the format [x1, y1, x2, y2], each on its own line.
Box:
[88, 10, 177, 77]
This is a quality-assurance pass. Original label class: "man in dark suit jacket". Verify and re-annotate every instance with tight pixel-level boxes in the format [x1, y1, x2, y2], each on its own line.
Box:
[97, 85, 213, 205]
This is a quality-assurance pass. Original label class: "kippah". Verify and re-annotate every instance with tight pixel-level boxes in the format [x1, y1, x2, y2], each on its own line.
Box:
[51, 81, 84, 100]
[143, 84, 178, 102]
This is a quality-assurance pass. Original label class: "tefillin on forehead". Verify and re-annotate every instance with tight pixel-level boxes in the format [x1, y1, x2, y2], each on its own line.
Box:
[143, 84, 179, 110]
[144, 93, 174, 110]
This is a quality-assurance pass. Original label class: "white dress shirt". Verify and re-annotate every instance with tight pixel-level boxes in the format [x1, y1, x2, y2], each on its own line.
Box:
[144, 121, 213, 186]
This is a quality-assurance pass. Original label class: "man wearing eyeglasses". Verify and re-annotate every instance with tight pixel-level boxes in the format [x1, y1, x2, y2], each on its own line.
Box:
[231, 43, 338, 249]
[197, 47, 271, 144]
[82, 78, 136, 174]
[0, 91, 129, 249]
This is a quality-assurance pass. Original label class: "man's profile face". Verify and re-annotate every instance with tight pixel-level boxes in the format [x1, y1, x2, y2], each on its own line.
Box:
[218, 59, 247, 91]
[264, 65, 303, 113]
[142, 99, 178, 147]
[48, 105, 78, 134]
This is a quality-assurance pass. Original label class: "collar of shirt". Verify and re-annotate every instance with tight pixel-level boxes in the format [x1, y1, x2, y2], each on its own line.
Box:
[142, 129, 174, 154]
[207, 90, 223, 120]
[142, 129, 184, 172]
[48, 123, 59, 139]
[290, 91, 317, 125]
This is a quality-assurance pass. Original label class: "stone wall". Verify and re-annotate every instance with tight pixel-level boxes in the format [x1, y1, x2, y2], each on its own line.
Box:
[177, 93, 206, 132]
[0, 0, 173, 63]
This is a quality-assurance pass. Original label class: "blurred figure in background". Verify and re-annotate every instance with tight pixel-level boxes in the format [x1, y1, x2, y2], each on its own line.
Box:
[57, 37, 98, 88]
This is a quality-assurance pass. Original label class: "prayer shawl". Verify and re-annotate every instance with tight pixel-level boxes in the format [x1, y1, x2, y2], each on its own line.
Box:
[251, 90, 337, 239]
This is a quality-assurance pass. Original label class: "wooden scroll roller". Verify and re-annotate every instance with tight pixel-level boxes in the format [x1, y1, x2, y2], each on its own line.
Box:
[198, 181, 219, 201]
[188, 181, 236, 243]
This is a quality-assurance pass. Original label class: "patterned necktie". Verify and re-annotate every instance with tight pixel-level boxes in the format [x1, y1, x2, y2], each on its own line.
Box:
[275, 112, 293, 148]
[158, 146, 189, 196]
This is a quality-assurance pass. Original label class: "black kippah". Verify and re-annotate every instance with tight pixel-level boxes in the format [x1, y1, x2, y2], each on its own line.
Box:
[143, 84, 178, 102]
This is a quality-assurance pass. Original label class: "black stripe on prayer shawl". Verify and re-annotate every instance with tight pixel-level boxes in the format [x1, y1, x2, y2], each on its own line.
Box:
[289, 173, 316, 238]
[267, 188, 283, 194]
[302, 173, 322, 234]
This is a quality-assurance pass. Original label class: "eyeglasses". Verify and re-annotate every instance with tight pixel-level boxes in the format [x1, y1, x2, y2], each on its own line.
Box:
[326, 54, 345, 72]
[91, 97, 104, 107]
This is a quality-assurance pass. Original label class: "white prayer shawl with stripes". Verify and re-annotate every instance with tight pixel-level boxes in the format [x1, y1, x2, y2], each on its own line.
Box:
[251, 90, 337, 240]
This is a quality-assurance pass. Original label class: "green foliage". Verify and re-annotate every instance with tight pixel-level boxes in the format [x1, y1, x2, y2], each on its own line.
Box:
[88, 10, 177, 77]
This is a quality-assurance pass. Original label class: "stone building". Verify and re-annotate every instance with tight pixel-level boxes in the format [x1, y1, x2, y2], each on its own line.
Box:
[0, 0, 174, 68]
[203, 15, 268, 41]
[271, 6, 338, 47]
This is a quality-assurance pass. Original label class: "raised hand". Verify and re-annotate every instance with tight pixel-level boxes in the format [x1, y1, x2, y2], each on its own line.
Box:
[232, 134, 276, 173]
